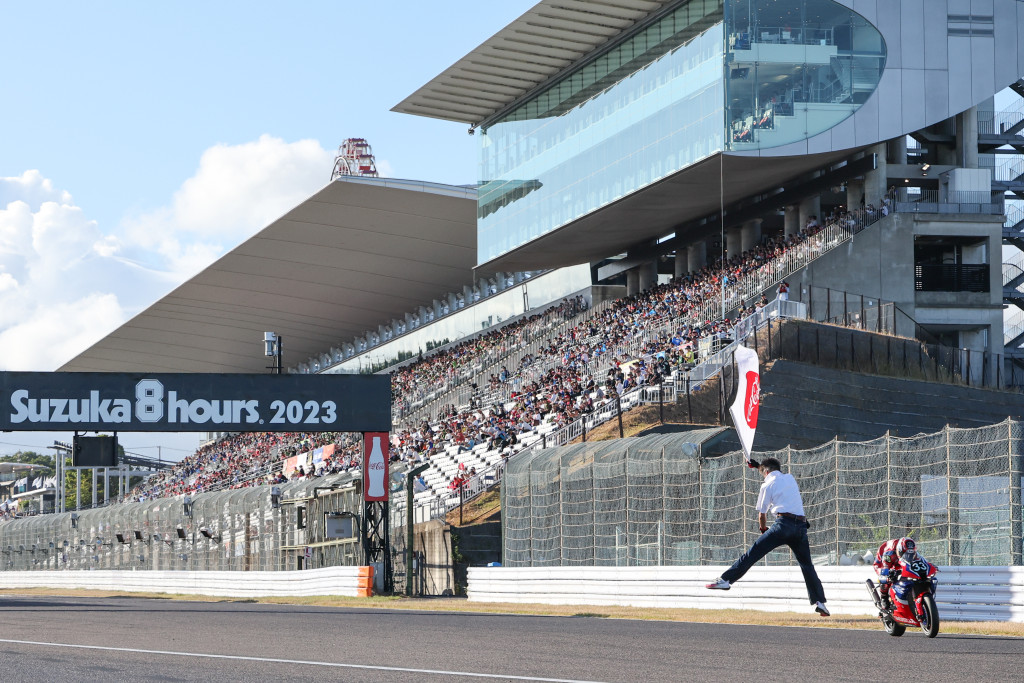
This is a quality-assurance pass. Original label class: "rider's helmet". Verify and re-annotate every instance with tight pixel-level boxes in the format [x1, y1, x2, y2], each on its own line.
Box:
[896, 537, 917, 561]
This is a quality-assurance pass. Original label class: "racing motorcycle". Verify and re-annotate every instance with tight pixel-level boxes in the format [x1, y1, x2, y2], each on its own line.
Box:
[865, 555, 940, 637]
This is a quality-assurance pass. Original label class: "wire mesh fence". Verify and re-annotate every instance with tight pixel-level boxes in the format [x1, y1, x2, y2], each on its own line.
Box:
[0, 474, 361, 572]
[503, 421, 1024, 568]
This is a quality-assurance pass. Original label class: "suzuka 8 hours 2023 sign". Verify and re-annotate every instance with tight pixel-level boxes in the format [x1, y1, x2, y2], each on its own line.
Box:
[0, 372, 391, 433]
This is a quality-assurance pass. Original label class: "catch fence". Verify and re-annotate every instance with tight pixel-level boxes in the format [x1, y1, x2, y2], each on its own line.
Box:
[503, 422, 1024, 568]
[0, 474, 362, 572]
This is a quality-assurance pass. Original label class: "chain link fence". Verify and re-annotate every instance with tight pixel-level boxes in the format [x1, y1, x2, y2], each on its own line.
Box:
[0, 474, 361, 572]
[503, 421, 1024, 568]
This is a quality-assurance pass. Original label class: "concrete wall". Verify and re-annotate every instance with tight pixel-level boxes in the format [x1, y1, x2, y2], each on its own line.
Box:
[393, 519, 455, 596]
[788, 212, 1004, 357]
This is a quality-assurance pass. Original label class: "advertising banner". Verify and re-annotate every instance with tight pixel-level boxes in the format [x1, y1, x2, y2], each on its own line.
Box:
[363, 432, 389, 502]
[0, 372, 391, 432]
[283, 456, 299, 478]
[728, 346, 760, 462]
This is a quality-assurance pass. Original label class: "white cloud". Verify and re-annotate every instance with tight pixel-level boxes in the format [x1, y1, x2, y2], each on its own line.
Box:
[0, 135, 334, 370]
[0, 170, 72, 209]
[123, 134, 332, 279]
[0, 294, 123, 371]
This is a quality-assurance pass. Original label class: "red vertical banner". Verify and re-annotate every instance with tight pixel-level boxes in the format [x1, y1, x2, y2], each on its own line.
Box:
[363, 432, 389, 501]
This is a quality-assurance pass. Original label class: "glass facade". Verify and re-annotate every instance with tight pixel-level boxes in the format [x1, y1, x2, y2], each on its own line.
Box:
[725, 0, 885, 149]
[478, 0, 726, 266]
[477, 0, 886, 266]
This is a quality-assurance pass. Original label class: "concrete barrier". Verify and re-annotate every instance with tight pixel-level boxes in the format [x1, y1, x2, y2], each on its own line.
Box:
[0, 565, 374, 598]
[467, 566, 1024, 622]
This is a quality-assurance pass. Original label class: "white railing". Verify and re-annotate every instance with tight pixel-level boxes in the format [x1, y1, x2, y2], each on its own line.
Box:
[422, 299, 806, 521]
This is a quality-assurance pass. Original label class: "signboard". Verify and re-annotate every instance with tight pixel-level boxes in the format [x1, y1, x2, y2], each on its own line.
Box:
[363, 432, 389, 502]
[0, 372, 391, 432]
[324, 513, 357, 539]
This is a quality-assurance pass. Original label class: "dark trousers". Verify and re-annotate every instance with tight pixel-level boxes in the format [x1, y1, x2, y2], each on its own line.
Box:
[720, 517, 826, 604]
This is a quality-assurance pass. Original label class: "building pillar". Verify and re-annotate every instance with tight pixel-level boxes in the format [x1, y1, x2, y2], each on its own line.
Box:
[864, 142, 888, 208]
[674, 249, 687, 279]
[846, 179, 865, 211]
[741, 219, 762, 252]
[798, 195, 820, 232]
[638, 261, 657, 292]
[889, 135, 907, 165]
[687, 243, 707, 274]
[784, 205, 800, 238]
[626, 269, 640, 296]
[958, 106, 979, 169]
[726, 227, 743, 260]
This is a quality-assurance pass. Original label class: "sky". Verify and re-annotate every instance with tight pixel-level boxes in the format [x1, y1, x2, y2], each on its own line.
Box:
[0, 1, 536, 461]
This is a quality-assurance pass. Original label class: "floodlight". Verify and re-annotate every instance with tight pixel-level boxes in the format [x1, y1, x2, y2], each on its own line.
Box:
[199, 527, 221, 542]
[176, 526, 187, 540]
[116, 533, 127, 544]
[133, 530, 144, 541]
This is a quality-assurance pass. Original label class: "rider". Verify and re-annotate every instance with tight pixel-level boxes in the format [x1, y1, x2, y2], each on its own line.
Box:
[873, 537, 918, 610]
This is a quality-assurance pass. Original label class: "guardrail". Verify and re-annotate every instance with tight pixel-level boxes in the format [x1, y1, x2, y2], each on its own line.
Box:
[467, 565, 1024, 622]
[0, 565, 375, 598]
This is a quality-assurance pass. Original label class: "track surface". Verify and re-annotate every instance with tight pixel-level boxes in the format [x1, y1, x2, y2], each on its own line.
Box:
[0, 595, 1020, 682]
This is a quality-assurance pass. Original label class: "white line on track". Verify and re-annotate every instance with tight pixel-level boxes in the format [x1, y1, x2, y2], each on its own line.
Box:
[0, 637, 608, 682]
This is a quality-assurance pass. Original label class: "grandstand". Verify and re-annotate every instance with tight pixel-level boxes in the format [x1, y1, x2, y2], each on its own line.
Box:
[7, 1, 1024, 590]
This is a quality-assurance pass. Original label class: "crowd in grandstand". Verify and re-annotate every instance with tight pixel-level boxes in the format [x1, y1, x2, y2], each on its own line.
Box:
[117, 207, 858, 503]
[128, 431, 364, 501]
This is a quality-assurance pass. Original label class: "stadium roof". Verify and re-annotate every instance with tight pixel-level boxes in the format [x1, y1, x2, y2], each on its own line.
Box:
[59, 177, 477, 374]
[392, 0, 675, 126]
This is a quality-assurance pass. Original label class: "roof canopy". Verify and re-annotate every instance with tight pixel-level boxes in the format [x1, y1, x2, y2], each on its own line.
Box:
[392, 0, 674, 125]
[60, 178, 477, 374]
[478, 149, 854, 272]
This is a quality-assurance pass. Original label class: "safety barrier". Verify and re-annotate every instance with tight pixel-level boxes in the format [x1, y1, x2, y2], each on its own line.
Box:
[467, 566, 1024, 622]
[0, 565, 375, 598]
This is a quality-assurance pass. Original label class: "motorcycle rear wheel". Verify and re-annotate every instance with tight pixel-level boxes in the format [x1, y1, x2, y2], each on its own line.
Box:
[883, 615, 905, 637]
[919, 594, 940, 638]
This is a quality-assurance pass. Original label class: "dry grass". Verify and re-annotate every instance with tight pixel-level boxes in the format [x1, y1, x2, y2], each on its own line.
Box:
[3, 587, 1021, 637]
[446, 488, 501, 526]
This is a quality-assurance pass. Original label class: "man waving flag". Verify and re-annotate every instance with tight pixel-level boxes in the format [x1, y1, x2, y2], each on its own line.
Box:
[729, 345, 760, 466]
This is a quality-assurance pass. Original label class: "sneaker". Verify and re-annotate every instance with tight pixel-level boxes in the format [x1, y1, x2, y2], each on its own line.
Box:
[705, 577, 731, 590]
[815, 601, 830, 617]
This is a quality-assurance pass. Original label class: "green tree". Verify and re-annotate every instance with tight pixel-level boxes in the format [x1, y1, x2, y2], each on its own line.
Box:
[0, 451, 55, 469]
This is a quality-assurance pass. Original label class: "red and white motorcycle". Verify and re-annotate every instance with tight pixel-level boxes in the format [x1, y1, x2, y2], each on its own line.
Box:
[865, 555, 940, 638]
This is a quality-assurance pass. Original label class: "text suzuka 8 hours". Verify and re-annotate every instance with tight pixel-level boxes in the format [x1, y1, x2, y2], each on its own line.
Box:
[0, 372, 392, 433]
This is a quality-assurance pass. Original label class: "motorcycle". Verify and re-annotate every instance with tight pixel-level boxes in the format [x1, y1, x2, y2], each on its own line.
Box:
[865, 555, 940, 638]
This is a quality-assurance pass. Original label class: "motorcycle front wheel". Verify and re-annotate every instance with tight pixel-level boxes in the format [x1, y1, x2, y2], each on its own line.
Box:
[883, 615, 905, 637]
[919, 594, 940, 638]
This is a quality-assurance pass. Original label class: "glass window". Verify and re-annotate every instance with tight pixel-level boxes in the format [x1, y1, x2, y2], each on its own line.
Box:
[724, 0, 886, 150]
[477, 1, 726, 266]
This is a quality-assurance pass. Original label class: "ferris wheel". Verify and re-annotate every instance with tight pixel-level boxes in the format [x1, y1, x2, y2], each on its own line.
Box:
[331, 138, 379, 180]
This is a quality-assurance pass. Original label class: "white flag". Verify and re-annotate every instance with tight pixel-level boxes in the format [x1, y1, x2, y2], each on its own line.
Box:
[728, 345, 760, 462]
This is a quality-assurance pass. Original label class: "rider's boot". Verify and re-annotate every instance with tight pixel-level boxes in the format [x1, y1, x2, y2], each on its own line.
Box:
[878, 586, 891, 612]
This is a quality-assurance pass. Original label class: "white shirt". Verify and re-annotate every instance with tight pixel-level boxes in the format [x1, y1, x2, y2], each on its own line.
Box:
[755, 470, 806, 516]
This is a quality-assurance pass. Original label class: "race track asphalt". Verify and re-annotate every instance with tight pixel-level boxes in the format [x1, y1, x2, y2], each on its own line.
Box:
[0, 595, 1020, 682]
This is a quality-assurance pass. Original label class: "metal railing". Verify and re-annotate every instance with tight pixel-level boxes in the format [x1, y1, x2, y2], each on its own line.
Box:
[422, 299, 807, 521]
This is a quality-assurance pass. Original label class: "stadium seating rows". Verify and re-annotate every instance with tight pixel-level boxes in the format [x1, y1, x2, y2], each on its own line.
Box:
[122, 206, 866, 506]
